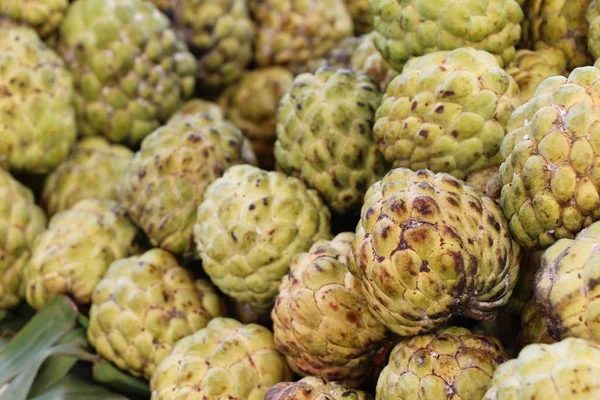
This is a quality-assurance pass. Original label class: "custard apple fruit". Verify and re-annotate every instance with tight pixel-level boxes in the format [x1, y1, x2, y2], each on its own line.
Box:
[518, 298, 556, 349]
[266, 377, 372, 400]
[0, 0, 67, 37]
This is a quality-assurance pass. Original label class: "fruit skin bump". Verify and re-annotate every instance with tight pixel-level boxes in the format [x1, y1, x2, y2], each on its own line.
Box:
[348, 168, 520, 336]
[150, 317, 292, 400]
[119, 106, 256, 257]
[23, 199, 142, 310]
[0, 0, 68, 38]
[369, 0, 523, 71]
[517, 299, 556, 349]
[376, 327, 508, 400]
[56, 0, 196, 146]
[0, 26, 76, 174]
[275, 67, 384, 214]
[374, 48, 521, 179]
[483, 337, 600, 399]
[88, 248, 226, 380]
[0, 169, 47, 310]
[499, 66, 600, 250]
[266, 376, 373, 400]
[272, 233, 388, 387]
[193, 164, 332, 311]
[343, 0, 372, 34]
[535, 221, 600, 344]
[41, 137, 134, 217]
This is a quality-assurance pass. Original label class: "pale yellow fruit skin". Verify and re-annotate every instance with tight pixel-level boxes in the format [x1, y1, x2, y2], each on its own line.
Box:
[266, 376, 373, 400]
[23, 199, 141, 310]
[0, 0, 68, 37]
[0, 169, 46, 309]
[150, 317, 292, 400]
[88, 249, 226, 380]
[483, 338, 600, 399]
[518, 299, 556, 349]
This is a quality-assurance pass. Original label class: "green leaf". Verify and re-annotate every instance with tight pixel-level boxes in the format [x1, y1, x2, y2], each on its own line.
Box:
[30, 375, 128, 400]
[93, 360, 150, 398]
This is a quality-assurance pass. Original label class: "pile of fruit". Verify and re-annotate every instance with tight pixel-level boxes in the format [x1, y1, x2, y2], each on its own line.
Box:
[3, 0, 600, 399]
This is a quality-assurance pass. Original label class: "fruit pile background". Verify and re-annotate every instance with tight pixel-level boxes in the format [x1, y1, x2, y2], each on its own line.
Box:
[2, 0, 600, 399]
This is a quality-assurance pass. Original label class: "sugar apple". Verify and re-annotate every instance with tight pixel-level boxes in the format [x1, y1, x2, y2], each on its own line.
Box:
[119, 109, 256, 257]
[57, 0, 197, 146]
[524, 0, 592, 70]
[504, 250, 541, 314]
[172, 0, 255, 88]
[348, 168, 521, 336]
[370, 0, 523, 71]
[374, 48, 522, 179]
[218, 67, 294, 170]
[0, 26, 76, 174]
[275, 67, 385, 214]
[306, 36, 360, 73]
[351, 32, 398, 92]
[466, 165, 502, 201]
[250, 0, 353, 74]
[170, 98, 223, 121]
[193, 164, 332, 311]
[88, 248, 226, 379]
[41, 138, 134, 217]
[483, 338, 600, 399]
[499, 66, 600, 250]
[150, 317, 292, 400]
[535, 221, 600, 343]
[377, 327, 508, 400]
[272, 233, 388, 386]
[22, 199, 141, 310]
[505, 47, 567, 103]
[0, 0, 67, 38]
[266, 377, 372, 400]
[344, 0, 371, 34]
[0, 169, 46, 310]
[518, 299, 556, 349]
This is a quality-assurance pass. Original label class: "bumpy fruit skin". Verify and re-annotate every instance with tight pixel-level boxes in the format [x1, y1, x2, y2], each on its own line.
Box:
[266, 376, 373, 400]
[351, 32, 398, 92]
[374, 48, 521, 179]
[272, 233, 388, 386]
[41, 138, 134, 216]
[57, 0, 196, 146]
[218, 67, 294, 169]
[120, 110, 256, 257]
[88, 249, 225, 379]
[276, 67, 384, 214]
[23, 199, 141, 310]
[348, 168, 520, 336]
[466, 165, 502, 201]
[0, 26, 76, 174]
[170, 98, 223, 121]
[504, 251, 541, 314]
[518, 299, 556, 349]
[588, 0, 600, 60]
[173, 0, 255, 88]
[250, 0, 353, 74]
[483, 338, 600, 399]
[344, 0, 371, 34]
[0, 0, 67, 37]
[535, 221, 600, 343]
[505, 48, 567, 103]
[370, 0, 523, 71]
[525, 0, 592, 70]
[500, 67, 600, 250]
[150, 317, 292, 400]
[377, 327, 507, 400]
[0, 170, 46, 309]
[194, 165, 332, 310]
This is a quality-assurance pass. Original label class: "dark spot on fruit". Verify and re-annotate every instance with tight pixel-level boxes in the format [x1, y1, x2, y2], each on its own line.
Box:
[435, 105, 444, 113]
[411, 101, 418, 110]
[418, 130, 428, 139]
[330, 303, 338, 311]
[381, 225, 390, 238]
[346, 311, 360, 323]
[451, 130, 458, 138]
[412, 196, 438, 215]
[249, 204, 255, 210]
[420, 262, 430, 272]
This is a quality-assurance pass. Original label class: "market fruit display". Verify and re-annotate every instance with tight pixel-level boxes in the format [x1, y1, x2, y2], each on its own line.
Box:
[150, 317, 292, 399]
[351, 32, 398, 92]
[374, 48, 522, 179]
[266, 376, 372, 400]
[483, 337, 600, 399]
[119, 108, 256, 257]
[504, 250, 541, 314]
[518, 299, 556, 349]
[172, 0, 255, 88]
[218, 67, 294, 169]
[250, 0, 353, 74]
[377, 327, 508, 400]
[0, 169, 46, 310]
[370, 0, 524, 71]
[500, 66, 600, 250]
[57, 0, 196, 145]
[275, 67, 384, 214]
[22, 199, 141, 309]
[0, 0, 68, 37]
[272, 233, 388, 386]
[343, 0, 371, 34]
[88, 248, 226, 379]
[0, 26, 76, 174]
[41, 137, 134, 216]
[465, 165, 502, 201]
[535, 221, 600, 343]
[348, 168, 520, 336]
[194, 165, 331, 311]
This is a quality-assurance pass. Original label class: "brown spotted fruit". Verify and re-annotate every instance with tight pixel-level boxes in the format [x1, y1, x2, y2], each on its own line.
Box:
[266, 376, 372, 400]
